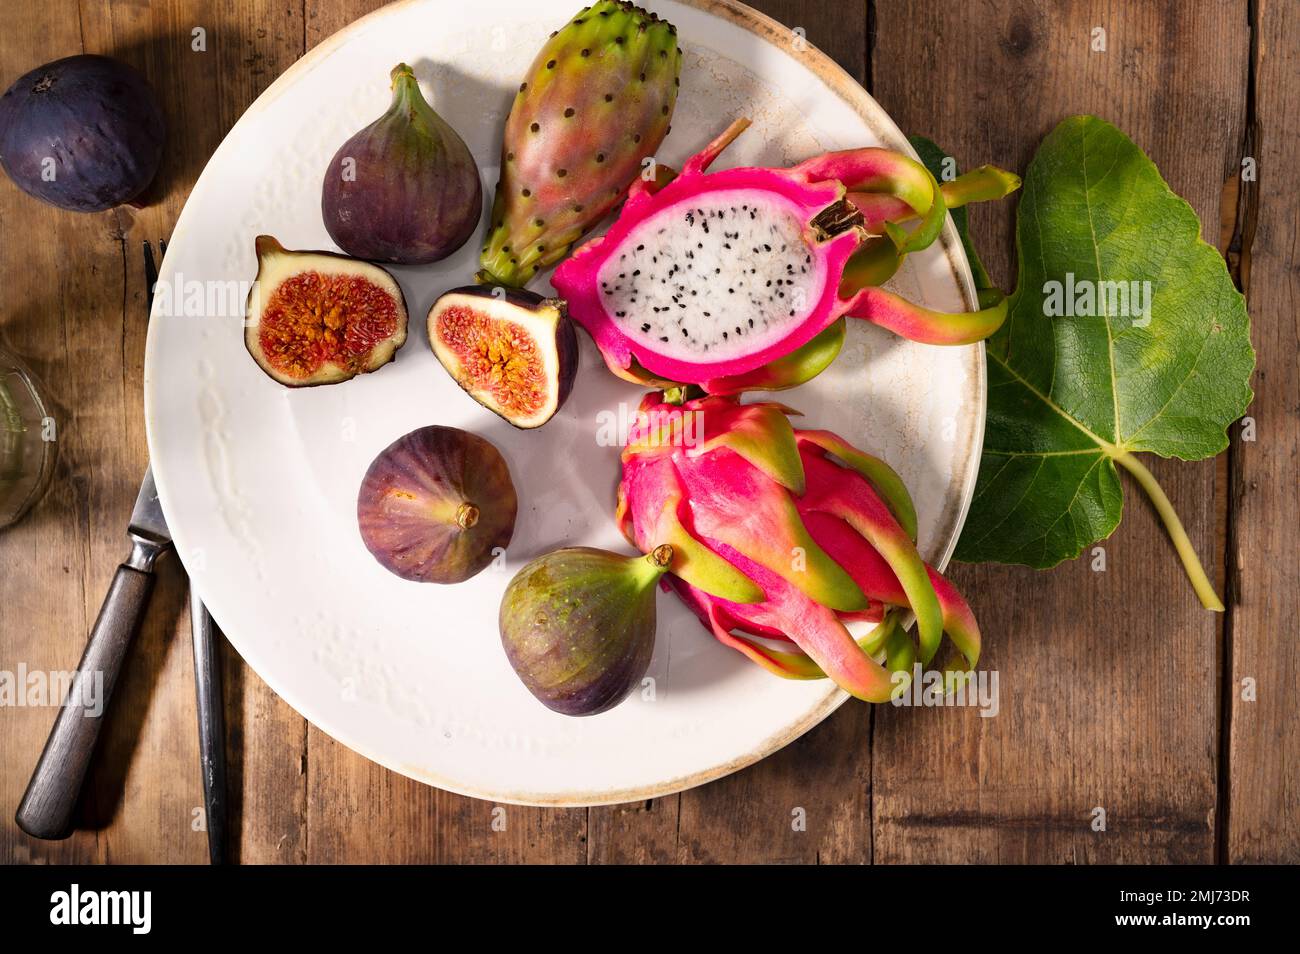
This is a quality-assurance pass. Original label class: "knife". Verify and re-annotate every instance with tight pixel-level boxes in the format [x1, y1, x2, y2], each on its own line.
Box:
[15, 467, 172, 840]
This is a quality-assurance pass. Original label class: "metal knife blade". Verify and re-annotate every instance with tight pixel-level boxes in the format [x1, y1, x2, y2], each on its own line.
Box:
[127, 467, 171, 552]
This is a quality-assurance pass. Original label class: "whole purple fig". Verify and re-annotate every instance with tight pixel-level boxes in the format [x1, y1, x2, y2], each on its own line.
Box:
[357, 425, 516, 584]
[0, 55, 165, 213]
[323, 63, 482, 265]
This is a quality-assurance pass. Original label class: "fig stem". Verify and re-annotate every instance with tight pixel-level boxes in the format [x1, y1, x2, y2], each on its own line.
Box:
[390, 62, 416, 87]
[388, 62, 436, 126]
[456, 502, 480, 530]
[647, 544, 674, 571]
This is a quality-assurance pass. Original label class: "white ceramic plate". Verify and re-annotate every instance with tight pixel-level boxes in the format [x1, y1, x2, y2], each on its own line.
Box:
[144, 0, 983, 805]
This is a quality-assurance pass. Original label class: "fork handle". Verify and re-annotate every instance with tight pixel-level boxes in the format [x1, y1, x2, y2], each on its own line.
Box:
[15, 564, 155, 839]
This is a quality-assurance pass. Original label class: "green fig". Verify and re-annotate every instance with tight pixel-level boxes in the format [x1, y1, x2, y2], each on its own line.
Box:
[499, 545, 672, 716]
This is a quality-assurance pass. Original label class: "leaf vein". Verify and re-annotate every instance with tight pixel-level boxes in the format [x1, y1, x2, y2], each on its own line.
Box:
[963, 455, 1048, 549]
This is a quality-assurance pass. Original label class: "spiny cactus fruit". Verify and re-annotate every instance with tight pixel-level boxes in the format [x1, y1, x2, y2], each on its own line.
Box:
[477, 1, 681, 288]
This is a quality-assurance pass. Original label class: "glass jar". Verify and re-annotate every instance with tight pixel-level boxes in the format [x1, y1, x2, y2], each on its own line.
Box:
[0, 346, 57, 529]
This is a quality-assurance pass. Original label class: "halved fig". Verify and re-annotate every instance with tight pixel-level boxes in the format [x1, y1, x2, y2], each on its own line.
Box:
[427, 286, 576, 429]
[357, 425, 516, 584]
[245, 235, 408, 387]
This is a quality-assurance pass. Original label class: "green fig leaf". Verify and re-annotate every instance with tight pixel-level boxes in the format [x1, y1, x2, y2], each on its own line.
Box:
[942, 116, 1253, 609]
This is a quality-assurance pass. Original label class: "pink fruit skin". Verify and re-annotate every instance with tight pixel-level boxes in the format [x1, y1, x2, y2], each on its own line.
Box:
[553, 137, 863, 390]
[617, 393, 981, 702]
[552, 120, 1018, 389]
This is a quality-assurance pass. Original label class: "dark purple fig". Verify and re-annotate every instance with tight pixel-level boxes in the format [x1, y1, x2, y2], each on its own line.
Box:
[244, 235, 408, 387]
[322, 63, 482, 265]
[358, 425, 516, 584]
[0, 54, 165, 212]
[427, 285, 577, 429]
[499, 545, 673, 716]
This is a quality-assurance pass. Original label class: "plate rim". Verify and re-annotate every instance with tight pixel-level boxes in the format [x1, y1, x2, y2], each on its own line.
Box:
[144, 0, 985, 807]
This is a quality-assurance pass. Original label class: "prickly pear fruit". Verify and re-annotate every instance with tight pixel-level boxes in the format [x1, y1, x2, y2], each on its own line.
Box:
[477, 1, 681, 288]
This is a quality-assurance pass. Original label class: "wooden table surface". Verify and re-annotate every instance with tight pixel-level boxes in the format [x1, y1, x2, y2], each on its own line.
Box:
[0, 0, 1294, 864]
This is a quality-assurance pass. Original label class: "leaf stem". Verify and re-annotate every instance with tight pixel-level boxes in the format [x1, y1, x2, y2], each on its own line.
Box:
[1111, 450, 1224, 612]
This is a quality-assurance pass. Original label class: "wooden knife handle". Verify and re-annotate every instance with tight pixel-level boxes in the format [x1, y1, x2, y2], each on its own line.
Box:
[15, 564, 155, 840]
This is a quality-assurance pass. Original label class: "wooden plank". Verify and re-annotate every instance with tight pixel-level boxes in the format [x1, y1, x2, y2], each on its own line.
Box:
[0, 0, 184, 866]
[306, 0, 391, 46]
[303, 726, 588, 864]
[869, 0, 1248, 862]
[1224, 0, 1299, 864]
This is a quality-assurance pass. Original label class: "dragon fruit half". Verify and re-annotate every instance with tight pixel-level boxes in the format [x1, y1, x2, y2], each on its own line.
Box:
[552, 119, 1020, 392]
[616, 392, 980, 701]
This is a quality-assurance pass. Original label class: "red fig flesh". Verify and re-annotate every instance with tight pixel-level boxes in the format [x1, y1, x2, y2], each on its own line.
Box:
[244, 235, 408, 387]
[427, 286, 576, 429]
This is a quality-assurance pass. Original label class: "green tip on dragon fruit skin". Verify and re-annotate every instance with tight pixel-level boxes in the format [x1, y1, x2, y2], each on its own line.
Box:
[796, 429, 919, 541]
[838, 164, 1020, 299]
[801, 509, 981, 671]
[687, 401, 806, 494]
[799, 450, 944, 664]
[795, 146, 946, 255]
[477, 1, 682, 288]
[680, 562, 898, 702]
[618, 453, 764, 604]
[673, 448, 869, 612]
[839, 237, 904, 295]
[847, 163, 1021, 233]
[721, 610, 914, 699]
[843, 285, 1009, 346]
[609, 319, 849, 397]
[706, 319, 848, 396]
